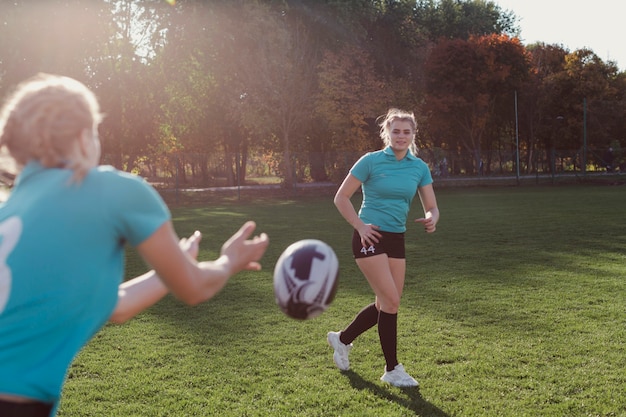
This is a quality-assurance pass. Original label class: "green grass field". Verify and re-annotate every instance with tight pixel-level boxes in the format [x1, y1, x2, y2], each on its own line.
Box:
[58, 185, 626, 416]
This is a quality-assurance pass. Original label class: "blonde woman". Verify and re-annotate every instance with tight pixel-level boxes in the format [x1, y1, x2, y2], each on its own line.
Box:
[328, 108, 439, 387]
[0, 74, 269, 416]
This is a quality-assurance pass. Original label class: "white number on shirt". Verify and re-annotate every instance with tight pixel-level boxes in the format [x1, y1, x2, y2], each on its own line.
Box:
[0, 217, 22, 314]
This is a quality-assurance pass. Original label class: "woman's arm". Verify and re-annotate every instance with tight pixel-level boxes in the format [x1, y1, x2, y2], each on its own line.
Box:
[109, 231, 202, 324]
[109, 270, 168, 324]
[334, 174, 363, 229]
[334, 173, 380, 246]
[136, 220, 268, 306]
[415, 184, 440, 233]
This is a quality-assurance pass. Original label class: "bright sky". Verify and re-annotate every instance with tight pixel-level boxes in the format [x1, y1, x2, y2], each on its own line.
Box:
[494, 0, 624, 71]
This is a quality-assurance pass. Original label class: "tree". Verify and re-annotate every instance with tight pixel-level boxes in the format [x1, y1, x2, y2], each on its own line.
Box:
[316, 45, 391, 150]
[423, 34, 530, 173]
[414, 0, 519, 41]
[517, 43, 569, 173]
[205, 1, 321, 186]
[529, 45, 623, 170]
[0, 0, 112, 91]
[0, 0, 165, 171]
[90, 0, 174, 170]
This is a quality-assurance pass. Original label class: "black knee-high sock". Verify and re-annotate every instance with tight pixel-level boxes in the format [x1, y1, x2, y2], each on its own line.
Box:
[378, 311, 398, 372]
[340, 303, 379, 345]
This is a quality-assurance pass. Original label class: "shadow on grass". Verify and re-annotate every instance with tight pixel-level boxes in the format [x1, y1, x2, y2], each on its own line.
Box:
[342, 370, 449, 417]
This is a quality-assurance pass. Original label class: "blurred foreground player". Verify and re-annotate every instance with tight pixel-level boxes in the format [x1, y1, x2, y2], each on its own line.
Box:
[0, 73, 269, 416]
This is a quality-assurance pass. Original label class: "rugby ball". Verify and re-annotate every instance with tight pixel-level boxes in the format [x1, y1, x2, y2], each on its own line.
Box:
[273, 239, 339, 320]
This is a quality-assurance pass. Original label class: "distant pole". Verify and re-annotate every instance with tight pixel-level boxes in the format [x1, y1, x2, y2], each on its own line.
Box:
[236, 151, 241, 201]
[583, 98, 587, 177]
[515, 90, 520, 184]
[555, 116, 564, 184]
[175, 154, 179, 205]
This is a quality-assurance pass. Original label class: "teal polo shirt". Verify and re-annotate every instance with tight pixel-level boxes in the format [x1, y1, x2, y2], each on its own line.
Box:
[350, 147, 433, 233]
[0, 162, 170, 412]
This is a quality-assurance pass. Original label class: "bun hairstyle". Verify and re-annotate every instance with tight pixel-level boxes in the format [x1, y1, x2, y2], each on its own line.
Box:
[0, 73, 102, 172]
[377, 108, 418, 155]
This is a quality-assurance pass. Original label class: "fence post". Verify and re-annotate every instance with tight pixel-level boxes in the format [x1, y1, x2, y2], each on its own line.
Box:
[515, 90, 520, 185]
[236, 151, 241, 201]
[583, 98, 587, 177]
[175, 154, 179, 205]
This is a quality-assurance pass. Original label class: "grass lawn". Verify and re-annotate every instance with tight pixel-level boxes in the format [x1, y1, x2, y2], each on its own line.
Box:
[58, 184, 626, 416]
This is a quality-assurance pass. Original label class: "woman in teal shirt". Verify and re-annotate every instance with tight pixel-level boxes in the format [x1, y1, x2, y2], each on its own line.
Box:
[0, 74, 269, 416]
[328, 108, 440, 387]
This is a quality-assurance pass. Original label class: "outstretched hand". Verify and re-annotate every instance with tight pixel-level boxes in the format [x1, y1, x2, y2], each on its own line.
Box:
[220, 221, 270, 273]
[179, 230, 202, 260]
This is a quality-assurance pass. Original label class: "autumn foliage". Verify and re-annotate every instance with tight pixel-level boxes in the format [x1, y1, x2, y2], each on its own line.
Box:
[0, 1, 624, 183]
[424, 34, 531, 173]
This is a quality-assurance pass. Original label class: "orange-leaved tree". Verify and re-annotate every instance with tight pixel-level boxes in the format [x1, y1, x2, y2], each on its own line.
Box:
[423, 33, 531, 174]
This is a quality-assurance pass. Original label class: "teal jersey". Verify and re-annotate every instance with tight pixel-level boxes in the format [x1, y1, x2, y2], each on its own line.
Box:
[0, 162, 170, 410]
[350, 147, 433, 233]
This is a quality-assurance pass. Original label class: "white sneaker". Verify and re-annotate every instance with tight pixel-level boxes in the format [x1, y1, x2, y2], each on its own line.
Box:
[380, 364, 419, 387]
[327, 331, 352, 371]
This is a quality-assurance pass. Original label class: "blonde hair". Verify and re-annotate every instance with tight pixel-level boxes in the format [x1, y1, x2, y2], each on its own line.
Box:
[377, 108, 418, 155]
[0, 73, 102, 173]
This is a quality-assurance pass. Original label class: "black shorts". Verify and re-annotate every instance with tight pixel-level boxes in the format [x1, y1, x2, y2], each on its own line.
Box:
[0, 399, 53, 417]
[352, 229, 406, 259]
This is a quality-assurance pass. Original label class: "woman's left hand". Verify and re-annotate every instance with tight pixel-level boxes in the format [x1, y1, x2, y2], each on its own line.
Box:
[415, 217, 436, 233]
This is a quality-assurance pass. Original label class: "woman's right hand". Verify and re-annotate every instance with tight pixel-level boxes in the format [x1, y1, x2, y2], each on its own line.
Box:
[357, 223, 381, 248]
[219, 221, 269, 274]
[138, 220, 269, 306]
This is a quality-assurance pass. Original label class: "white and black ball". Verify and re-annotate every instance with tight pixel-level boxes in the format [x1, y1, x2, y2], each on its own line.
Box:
[273, 239, 339, 320]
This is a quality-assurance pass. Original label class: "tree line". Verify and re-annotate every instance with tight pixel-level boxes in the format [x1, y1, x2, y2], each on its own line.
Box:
[1, 0, 624, 186]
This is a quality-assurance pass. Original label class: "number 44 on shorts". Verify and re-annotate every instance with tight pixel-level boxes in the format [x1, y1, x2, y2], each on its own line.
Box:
[360, 245, 376, 255]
